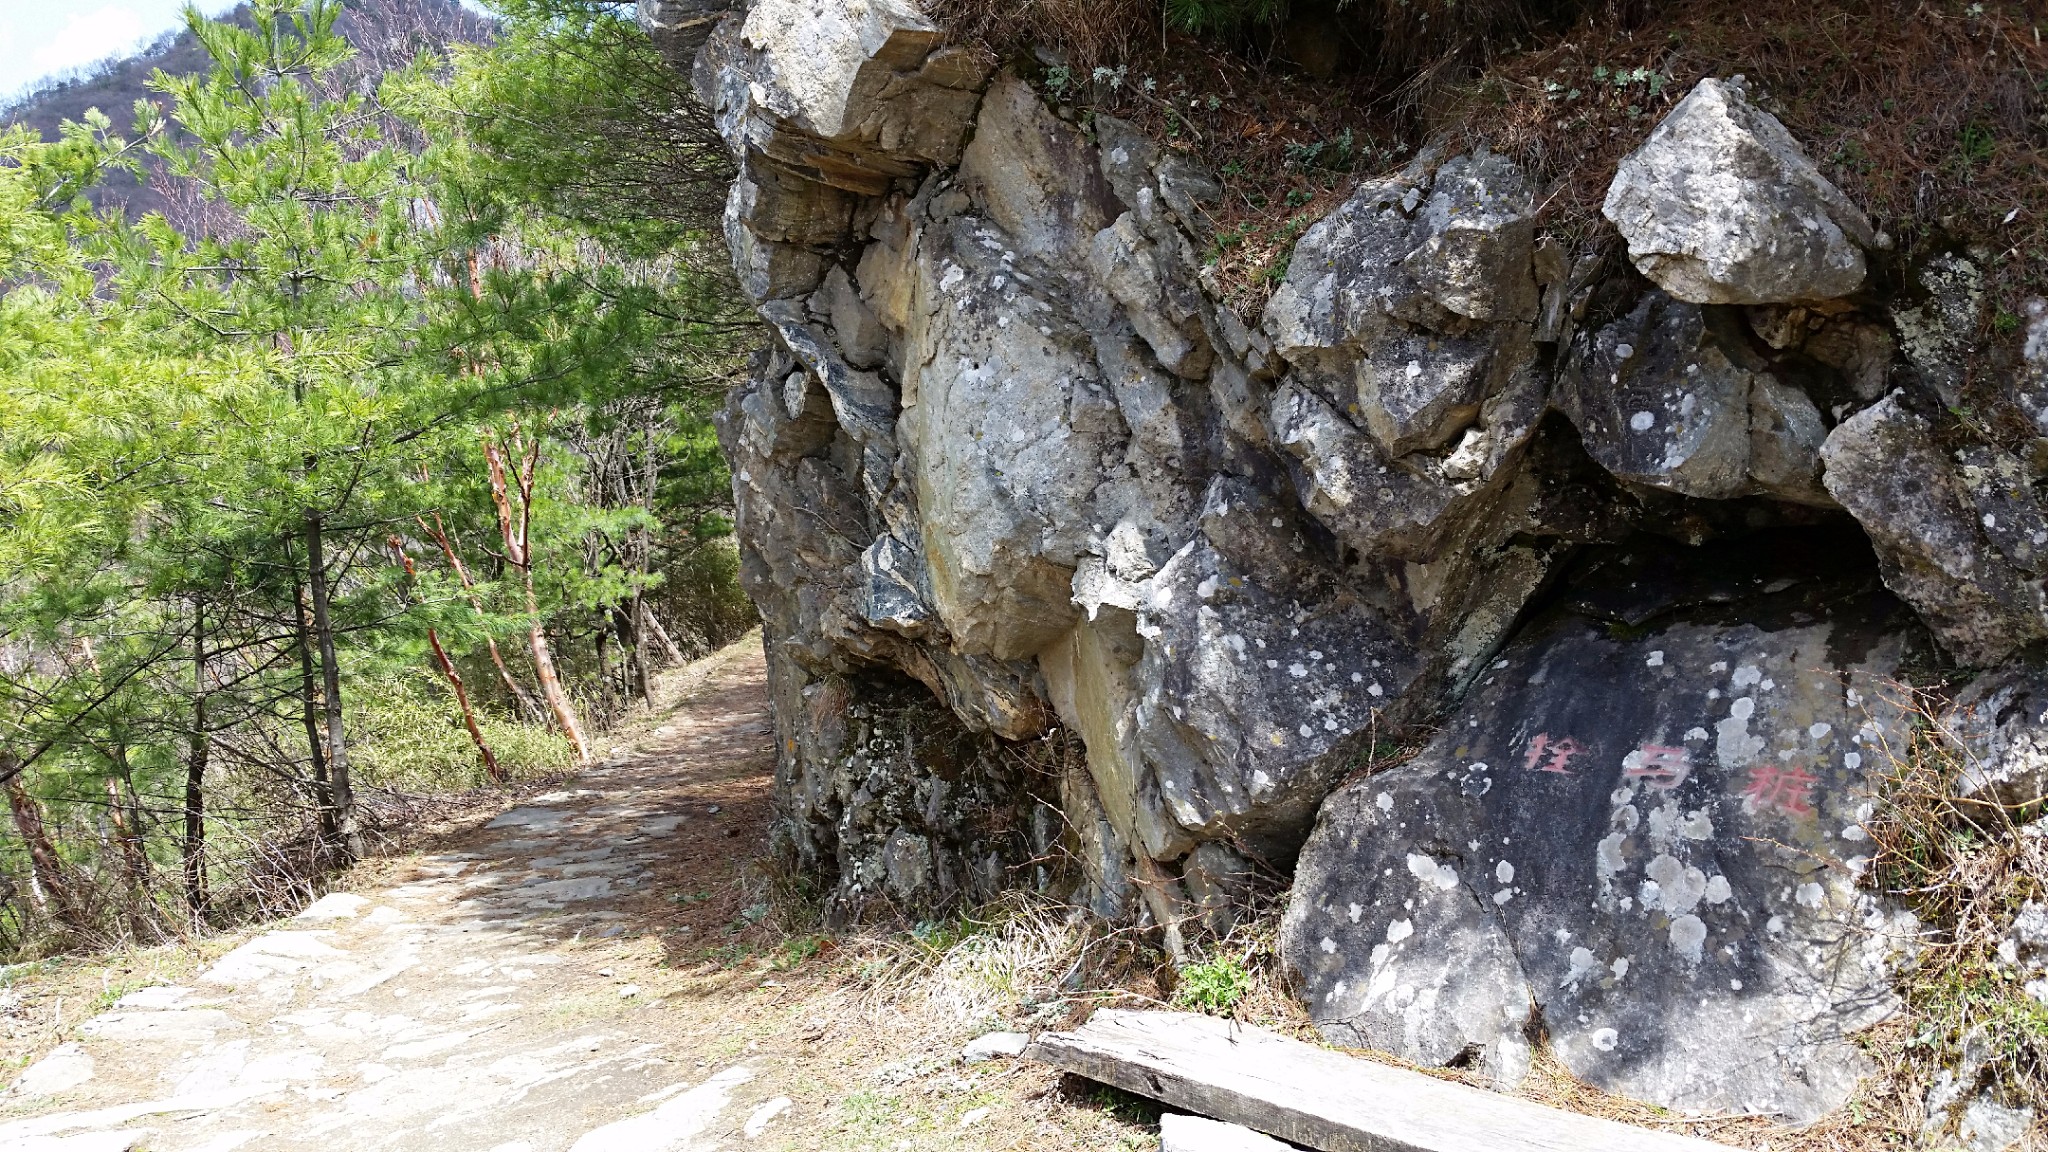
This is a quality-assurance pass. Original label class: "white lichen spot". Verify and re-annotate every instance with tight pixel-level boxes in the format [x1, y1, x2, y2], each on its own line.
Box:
[1630, 410, 1656, 432]
[1405, 853, 1460, 891]
[1796, 882, 1825, 908]
[1646, 650, 1665, 667]
[1611, 957, 1630, 980]
[1767, 915, 1785, 934]
[1704, 875, 1733, 904]
[1592, 1027, 1619, 1052]
[1596, 832, 1629, 878]
[1494, 889, 1514, 905]
[1319, 936, 1337, 954]
[1496, 860, 1515, 884]
[1668, 914, 1708, 962]
[1386, 918, 1414, 944]
[1375, 791, 1394, 813]
[1731, 664, 1763, 688]
[1809, 722, 1833, 740]
[1348, 903, 1363, 923]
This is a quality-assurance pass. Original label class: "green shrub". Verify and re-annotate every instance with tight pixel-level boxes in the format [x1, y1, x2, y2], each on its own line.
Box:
[1172, 953, 1252, 1015]
[350, 673, 576, 793]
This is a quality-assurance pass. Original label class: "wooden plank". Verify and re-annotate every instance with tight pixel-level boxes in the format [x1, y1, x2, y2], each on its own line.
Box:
[1025, 1010, 1736, 1152]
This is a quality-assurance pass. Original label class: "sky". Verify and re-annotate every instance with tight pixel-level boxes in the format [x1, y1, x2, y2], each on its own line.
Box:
[0, 1, 241, 102]
[0, 0, 491, 104]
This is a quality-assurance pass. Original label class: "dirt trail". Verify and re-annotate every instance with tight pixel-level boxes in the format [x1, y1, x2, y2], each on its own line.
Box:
[0, 641, 797, 1152]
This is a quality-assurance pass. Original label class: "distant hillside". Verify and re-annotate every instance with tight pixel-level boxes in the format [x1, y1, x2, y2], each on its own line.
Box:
[2, 0, 494, 220]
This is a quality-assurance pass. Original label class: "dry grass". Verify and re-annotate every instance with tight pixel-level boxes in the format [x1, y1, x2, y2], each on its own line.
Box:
[1452, 1, 2048, 308]
[929, 0, 2048, 337]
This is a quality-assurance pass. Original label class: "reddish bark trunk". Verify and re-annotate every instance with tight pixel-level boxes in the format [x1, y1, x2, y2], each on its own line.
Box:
[419, 512, 547, 724]
[482, 429, 591, 764]
[4, 769, 87, 933]
[391, 538, 506, 783]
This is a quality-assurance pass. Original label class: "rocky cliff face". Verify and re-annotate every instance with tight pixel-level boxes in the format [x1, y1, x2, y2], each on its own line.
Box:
[655, 0, 2048, 1124]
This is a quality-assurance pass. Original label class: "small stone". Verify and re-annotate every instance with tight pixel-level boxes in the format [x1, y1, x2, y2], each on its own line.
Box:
[743, 1096, 793, 1139]
[958, 1106, 990, 1127]
[960, 1031, 1031, 1063]
[1159, 1113, 1294, 1151]
[618, 984, 641, 998]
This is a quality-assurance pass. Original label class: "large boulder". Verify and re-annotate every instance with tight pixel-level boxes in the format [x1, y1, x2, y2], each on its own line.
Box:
[1941, 663, 2048, 818]
[1264, 149, 1539, 461]
[1603, 78, 1877, 305]
[1820, 395, 2048, 666]
[692, 0, 991, 301]
[1558, 292, 1831, 505]
[1283, 537, 1924, 1121]
[897, 214, 1124, 662]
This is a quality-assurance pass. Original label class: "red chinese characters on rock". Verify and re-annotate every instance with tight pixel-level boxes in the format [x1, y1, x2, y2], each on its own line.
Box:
[1523, 733, 1585, 775]
[1622, 743, 1693, 791]
[1742, 762, 1819, 816]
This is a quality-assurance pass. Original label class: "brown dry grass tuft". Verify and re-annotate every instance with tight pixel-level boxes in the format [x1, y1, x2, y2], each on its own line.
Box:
[923, 0, 1158, 73]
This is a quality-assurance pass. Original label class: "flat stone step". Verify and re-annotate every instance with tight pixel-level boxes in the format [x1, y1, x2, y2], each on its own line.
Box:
[1025, 1009, 1734, 1152]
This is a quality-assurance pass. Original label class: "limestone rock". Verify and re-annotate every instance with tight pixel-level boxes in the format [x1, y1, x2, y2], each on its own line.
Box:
[1283, 545, 1923, 1122]
[2016, 298, 2048, 438]
[899, 216, 1119, 661]
[1558, 292, 1831, 505]
[1159, 1114, 1295, 1152]
[1263, 151, 1537, 455]
[961, 1031, 1031, 1063]
[1944, 664, 2048, 818]
[1603, 77, 1876, 305]
[1890, 253, 1986, 407]
[637, 0, 736, 69]
[1821, 396, 2048, 665]
[694, 0, 991, 303]
[1132, 480, 1420, 858]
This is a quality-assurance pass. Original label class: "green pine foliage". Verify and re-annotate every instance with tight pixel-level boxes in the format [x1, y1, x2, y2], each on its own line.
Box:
[0, 0, 755, 957]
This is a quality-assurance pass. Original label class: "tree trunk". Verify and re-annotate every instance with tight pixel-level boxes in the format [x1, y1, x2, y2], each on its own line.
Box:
[185, 604, 210, 922]
[614, 601, 650, 703]
[293, 574, 336, 849]
[642, 602, 689, 667]
[391, 538, 505, 783]
[4, 766, 86, 935]
[305, 510, 362, 863]
[482, 432, 590, 763]
[420, 513, 546, 723]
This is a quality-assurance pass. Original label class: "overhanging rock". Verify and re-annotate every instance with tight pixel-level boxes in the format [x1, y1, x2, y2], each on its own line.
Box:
[1282, 536, 1925, 1122]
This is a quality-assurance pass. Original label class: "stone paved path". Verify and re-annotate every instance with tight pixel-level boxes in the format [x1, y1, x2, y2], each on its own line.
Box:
[0, 642, 790, 1152]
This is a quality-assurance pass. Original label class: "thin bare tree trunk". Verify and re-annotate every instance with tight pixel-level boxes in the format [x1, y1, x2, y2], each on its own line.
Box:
[4, 766, 86, 934]
[185, 600, 210, 922]
[294, 572, 337, 860]
[420, 513, 546, 724]
[483, 430, 591, 764]
[391, 539, 505, 783]
[305, 510, 362, 863]
[642, 602, 688, 666]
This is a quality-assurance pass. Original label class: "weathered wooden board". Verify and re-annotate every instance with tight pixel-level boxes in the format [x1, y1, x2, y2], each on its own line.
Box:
[1026, 1010, 1736, 1152]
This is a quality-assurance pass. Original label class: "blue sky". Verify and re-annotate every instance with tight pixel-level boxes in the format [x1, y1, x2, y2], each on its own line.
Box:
[1, 1, 491, 104]
[0, 2, 240, 102]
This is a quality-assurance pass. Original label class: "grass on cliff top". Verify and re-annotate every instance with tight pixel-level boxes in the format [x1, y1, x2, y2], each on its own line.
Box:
[926, 1, 2048, 329]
